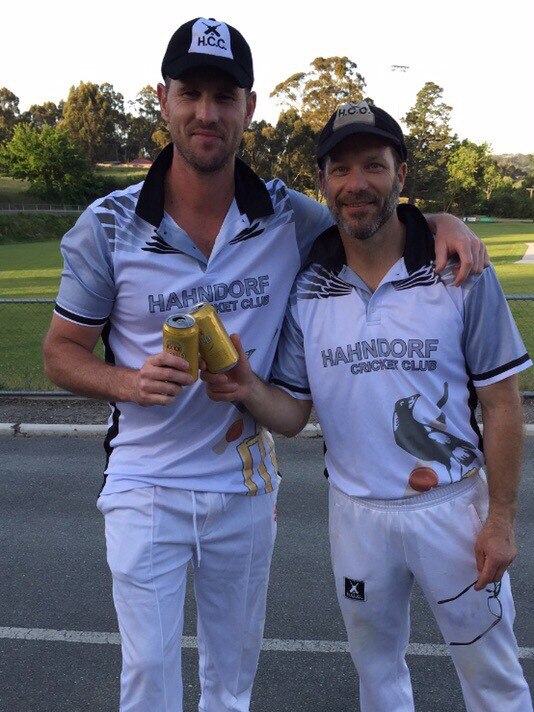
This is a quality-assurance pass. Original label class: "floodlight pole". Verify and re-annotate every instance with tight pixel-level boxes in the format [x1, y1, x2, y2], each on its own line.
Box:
[391, 65, 410, 123]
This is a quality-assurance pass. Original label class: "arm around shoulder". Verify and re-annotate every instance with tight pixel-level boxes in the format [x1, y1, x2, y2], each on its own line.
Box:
[425, 211, 488, 283]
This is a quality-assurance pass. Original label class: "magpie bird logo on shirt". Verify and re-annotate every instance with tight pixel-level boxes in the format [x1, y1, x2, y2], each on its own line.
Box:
[393, 382, 478, 485]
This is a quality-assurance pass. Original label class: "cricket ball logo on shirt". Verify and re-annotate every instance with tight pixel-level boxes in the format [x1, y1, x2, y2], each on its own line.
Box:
[392, 382, 478, 488]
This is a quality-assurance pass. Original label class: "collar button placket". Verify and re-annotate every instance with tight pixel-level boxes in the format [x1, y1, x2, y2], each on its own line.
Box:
[366, 292, 382, 324]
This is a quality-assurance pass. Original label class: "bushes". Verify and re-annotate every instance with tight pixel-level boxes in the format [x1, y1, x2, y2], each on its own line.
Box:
[0, 215, 77, 244]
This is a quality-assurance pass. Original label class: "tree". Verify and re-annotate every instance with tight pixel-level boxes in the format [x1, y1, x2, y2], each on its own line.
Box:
[267, 110, 317, 195]
[123, 114, 155, 162]
[270, 57, 367, 132]
[0, 87, 20, 144]
[444, 140, 503, 213]
[128, 85, 169, 158]
[487, 180, 534, 220]
[20, 101, 63, 129]
[493, 153, 533, 183]
[444, 140, 482, 213]
[134, 85, 160, 123]
[403, 82, 454, 205]
[240, 120, 276, 179]
[521, 156, 534, 192]
[482, 157, 503, 201]
[0, 124, 96, 202]
[152, 127, 171, 150]
[61, 81, 126, 163]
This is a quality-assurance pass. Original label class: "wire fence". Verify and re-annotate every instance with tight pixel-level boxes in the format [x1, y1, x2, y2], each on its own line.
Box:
[0, 204, 85, 213]
[0, 297, 533, 396]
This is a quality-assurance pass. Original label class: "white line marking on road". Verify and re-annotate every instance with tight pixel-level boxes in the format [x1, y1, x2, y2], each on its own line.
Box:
[516, 243, 534, 264]
[1, 627, 533, 658]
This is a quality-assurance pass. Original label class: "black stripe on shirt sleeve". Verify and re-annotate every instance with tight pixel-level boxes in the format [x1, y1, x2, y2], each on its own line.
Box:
[471, 353, 531, 382]
[54, 303, 109, 327]
[270, 377, 311, 394]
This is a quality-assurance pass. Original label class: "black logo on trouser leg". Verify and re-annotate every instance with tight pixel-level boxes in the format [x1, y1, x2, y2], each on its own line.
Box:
[344, 578, 366, 601]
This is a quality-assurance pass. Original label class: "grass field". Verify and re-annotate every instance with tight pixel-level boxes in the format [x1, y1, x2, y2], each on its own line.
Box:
[0, 176, 48, 205]
[0, 221, 532, 391]
[0, 166, 149, 207]
[95, 165, 149, 182]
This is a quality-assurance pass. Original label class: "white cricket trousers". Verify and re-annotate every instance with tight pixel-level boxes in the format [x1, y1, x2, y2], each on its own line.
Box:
[97, 485, 278, 712]
[329, 474, 533, 712]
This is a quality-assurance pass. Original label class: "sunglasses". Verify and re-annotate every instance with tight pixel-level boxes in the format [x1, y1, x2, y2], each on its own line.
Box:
[437, 579, 502, 646]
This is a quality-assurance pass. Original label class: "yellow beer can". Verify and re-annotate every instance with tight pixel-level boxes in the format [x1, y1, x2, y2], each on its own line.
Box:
[189, 302, 238, 373]
[162, 314, 199, 381]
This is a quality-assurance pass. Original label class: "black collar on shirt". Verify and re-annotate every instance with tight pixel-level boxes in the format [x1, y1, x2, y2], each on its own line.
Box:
[304, 203, 436, 275]
[135, 143, 274, 227]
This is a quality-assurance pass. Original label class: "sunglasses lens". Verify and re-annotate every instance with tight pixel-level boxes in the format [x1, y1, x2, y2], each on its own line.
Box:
[488, 595, 502, 618]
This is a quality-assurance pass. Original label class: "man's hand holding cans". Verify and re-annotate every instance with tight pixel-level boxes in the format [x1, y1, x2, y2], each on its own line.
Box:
[200, 334, 257, 403]
[132, 352, 197, 407]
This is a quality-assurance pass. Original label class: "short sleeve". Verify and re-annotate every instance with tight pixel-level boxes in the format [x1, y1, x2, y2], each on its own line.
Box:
[287, 189, 333, 267]
[54, 208, 116, 327]
[463, 266, 531, 387]
[270, 291, 312, 400]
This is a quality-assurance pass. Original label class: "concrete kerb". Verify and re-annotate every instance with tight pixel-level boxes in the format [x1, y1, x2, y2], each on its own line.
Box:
[0, 423, 108, 437]
[1, 423, 534, 437]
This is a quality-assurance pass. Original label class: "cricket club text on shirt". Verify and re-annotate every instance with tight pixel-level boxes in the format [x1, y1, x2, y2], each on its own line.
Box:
[320, 337, 439, 375]
[147, 275, 270, 315]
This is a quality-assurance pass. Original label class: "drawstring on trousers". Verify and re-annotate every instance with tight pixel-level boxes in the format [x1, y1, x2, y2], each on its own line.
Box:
[191, 491, 201, 566]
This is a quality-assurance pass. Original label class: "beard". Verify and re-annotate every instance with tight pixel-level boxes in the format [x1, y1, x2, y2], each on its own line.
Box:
[329, 178, 402, 241]
[172, 125, 241, 174]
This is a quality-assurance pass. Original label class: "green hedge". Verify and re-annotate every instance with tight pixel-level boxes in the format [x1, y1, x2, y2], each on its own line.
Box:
[0, 215, 78, 244]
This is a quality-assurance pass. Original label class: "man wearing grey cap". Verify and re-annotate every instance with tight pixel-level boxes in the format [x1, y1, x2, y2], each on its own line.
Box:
[44, 16, 489, 712]
[203, 101, 532, 710]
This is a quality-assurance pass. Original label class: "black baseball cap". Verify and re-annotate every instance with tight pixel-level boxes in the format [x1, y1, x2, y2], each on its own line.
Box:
[162, 17, 254, 89]
[316, 101, 407, 164]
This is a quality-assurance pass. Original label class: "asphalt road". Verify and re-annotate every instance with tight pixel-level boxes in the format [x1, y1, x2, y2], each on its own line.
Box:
[0, 436, 533, 711]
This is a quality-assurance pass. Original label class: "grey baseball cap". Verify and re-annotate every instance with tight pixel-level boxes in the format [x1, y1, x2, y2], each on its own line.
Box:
[316, 101, 407, 163]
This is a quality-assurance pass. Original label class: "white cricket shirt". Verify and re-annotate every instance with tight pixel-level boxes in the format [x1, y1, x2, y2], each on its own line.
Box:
[54, 144, 332, 495]
[271, 205, 532, 499]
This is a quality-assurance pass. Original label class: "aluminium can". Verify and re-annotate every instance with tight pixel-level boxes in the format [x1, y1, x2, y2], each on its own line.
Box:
[189, 302, 238, 373]
[162, 314, 199, 381]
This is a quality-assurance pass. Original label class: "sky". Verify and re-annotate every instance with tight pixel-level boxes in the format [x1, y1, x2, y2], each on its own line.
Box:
[2, 0, 532, 155]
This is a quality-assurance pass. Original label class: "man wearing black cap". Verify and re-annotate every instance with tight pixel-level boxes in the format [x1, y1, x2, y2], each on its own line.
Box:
[44, 16, 490, 712]
[202, 102, 532, 710]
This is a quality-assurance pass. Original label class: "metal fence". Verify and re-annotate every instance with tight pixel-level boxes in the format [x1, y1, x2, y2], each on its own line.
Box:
[1, 296, 533, 396]
[0, 204, 85, 213]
